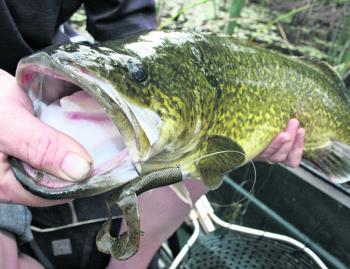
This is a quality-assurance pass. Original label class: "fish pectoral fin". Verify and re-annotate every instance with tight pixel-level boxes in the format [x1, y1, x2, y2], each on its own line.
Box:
[304, 140, 350, 184]
[96, 191, 140, 260]
[197, 135, 246, 190]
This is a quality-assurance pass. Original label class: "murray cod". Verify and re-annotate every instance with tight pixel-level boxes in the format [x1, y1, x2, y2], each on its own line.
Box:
[10, 31, 350, 259]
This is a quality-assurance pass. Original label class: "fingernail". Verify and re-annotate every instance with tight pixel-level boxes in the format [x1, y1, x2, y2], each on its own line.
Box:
[289, 119, 299, 128]
[61, 152, 91, 181]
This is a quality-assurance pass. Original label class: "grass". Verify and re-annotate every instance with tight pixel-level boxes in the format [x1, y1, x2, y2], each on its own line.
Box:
[225, 0, 245, 35]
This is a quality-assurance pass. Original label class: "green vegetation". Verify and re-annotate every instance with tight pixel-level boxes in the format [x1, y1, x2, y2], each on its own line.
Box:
[156, 0, 350, 81]
[225, 0, 244, 35]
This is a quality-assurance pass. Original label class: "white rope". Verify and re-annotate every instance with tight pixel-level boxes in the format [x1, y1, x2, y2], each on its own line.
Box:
[169, 210, 201, 269]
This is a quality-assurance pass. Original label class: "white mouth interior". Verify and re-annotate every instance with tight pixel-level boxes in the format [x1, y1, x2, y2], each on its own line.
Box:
[42, 90, 129, 175]
[21, 68, 139, 188]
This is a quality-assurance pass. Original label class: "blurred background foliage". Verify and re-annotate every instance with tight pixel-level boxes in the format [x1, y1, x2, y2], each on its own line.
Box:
[71, 0, 350, 85]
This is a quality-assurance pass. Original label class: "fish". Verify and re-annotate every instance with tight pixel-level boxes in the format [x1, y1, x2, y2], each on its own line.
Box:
[10, 31, 350, 259]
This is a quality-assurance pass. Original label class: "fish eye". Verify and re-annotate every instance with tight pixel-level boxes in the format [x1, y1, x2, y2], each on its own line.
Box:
[129, 63, 147, 82]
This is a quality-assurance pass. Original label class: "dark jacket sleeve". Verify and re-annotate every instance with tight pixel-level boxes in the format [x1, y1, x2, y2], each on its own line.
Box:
[0, 203, 33, 242]
[84, 0, 157, 41]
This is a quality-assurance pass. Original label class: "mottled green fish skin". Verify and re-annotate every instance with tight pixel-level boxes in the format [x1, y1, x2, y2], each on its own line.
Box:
[17, 31, 350, 187]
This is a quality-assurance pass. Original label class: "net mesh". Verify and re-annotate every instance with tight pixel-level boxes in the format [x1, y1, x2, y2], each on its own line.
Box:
[181, 229, 321, 269]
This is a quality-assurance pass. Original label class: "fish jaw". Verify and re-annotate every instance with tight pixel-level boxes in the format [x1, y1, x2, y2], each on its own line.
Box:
[17, 51, 151, 167]
[13, 52, 154, 198]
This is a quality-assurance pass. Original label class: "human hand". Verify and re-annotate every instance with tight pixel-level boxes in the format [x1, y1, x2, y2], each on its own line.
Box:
[255, 119, 305, 167]
[0, 70, 92, 206]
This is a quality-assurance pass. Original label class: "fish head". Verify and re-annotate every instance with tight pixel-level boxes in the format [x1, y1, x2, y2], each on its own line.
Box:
[13, 43, 155, 197]
[13, 32, 206, 198]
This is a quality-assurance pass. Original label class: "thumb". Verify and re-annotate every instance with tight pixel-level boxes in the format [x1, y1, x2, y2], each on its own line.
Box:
[0, 104, 93, 182]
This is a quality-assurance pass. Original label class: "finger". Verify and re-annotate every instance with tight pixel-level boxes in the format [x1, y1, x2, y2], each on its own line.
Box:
[0, 153, 67, 206]
[0, 104, 92, 182]
[284, 128, 305, 167]
[256, 133, 289, 160]
[268, 119, 299, 162]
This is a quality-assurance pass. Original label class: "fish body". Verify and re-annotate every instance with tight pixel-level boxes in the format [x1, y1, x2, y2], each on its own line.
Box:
[11, 31, 350, 259]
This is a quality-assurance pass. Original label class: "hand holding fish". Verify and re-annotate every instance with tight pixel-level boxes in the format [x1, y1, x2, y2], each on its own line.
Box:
[255, 119, 305, 167]
[0, 69, 92, 206]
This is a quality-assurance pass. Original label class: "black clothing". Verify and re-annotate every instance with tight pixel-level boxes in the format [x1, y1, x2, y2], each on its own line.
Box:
[0, 0, 156, 74]
[20, 193, 123, 269]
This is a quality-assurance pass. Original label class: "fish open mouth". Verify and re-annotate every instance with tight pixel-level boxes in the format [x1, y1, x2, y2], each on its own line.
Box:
[12, 52, 151, 199]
